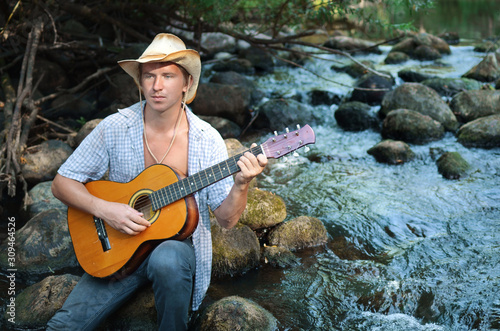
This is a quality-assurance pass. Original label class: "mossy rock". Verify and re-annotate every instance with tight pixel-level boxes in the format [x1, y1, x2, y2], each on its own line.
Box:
[457, 114, 500, 148]
[382, 109, 445, 145]
[239, 188, 286, 230]
[211, 222, 260, 278]
[199, 296, 277, 331]
[268, 216, 328, 251]
[262, 245, 300, 268]
[436, 152, 471, 180]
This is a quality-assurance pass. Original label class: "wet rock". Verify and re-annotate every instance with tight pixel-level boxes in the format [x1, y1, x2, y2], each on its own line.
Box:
[262, 245, 299, 268]
[422, 77, 482, 98]
[254, 98, 320, 131]
[457, 114, 500, 148]
[367, 140, 415, 165]
[0, 209, 79, 281]
[211, 221, 260, 278]
[331, 60, 375, 78]
[380, 83, 459, 131]
[21, 140, 73, 184]
[308, 89, 342, 106]
[350, 72, 395, 105]
[450, 90, 500, 123]
[414, 44, 442, 61]
[324, 35, 382, 54]
[438, 32, 460, 45]
[200, 115, 241, 139]
[239, 188, 286, 230]
[191, 82, 251, 127]
[199, 296, 277, 331]
[462, 53, 500, 82]
[201, 32, 237, 55]
[335, 101, 379, 131]
[328, 236, 374, 260]
[473, 41, 500, 53]
[436, 152, 471, 180]
[26, 181, 66, 218]
[268, 216, 328, 250]
[398, 69, 436, 83]
[384, 51, 410, 64]
[10, 274, 80, 329]
[382, 109, 445, 145]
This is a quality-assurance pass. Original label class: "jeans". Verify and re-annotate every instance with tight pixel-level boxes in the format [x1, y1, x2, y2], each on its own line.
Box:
[47, 238, 196, 331]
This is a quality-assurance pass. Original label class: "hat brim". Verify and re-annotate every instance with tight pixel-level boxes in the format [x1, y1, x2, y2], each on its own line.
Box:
[118, 49, 201, 104]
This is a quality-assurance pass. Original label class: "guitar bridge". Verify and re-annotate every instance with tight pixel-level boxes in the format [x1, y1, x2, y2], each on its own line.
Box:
[94, 217, 111, 252]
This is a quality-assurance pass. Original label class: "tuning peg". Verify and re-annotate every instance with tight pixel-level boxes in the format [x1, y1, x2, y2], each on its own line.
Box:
[283, 156, 288, 162]
[296, 124, 301, 130]
[293, 151, 299, 157]
[274, 131, 278, 136]
[304, 146, 310, 153]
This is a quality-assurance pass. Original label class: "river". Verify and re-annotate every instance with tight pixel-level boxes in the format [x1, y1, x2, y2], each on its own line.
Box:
[206, 42, 500, 330]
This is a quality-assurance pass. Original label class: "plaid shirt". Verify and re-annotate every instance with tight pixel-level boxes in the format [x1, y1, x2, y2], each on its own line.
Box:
[58, 101, 233, 310]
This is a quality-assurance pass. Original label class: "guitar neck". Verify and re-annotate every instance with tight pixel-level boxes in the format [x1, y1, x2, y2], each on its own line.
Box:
[150, 145, 263, 211]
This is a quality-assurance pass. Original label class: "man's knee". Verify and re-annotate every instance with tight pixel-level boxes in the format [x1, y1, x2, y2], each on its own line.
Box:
[147, 240, 195, 277]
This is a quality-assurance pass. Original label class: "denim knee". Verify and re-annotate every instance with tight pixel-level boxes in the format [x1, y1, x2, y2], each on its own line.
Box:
[146, 239, 195, 281]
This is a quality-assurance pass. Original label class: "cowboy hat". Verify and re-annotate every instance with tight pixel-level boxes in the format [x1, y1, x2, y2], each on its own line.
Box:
[118, 33, 201, 104]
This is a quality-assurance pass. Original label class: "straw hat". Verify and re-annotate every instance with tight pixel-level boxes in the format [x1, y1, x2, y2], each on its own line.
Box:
[118, 33, 201, 104]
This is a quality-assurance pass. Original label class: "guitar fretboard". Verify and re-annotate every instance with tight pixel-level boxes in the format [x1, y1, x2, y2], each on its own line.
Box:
[149, 145, 263, 211]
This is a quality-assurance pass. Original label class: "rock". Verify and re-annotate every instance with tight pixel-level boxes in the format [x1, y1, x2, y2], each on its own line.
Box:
[438, 32, 460, 45]
[324, 35, 382, 54]
[239, 188, 286, 230]
[391, 33, 451, 60]
[413, 44, 442, 61]
[384, 51, 410, 64]
[26, 181, 66, 218]
[422, 77, 482, 97]
[0, 209, 79, 281]
[98, 73, 140, 111]
[10, 274, 80, 329]
[331, 60, 375, 78]
[199, 296, 277, 331]
[382, 109, 445, 145]
[350, 72, 395, 105]
[21, 140, 73, 184]
[201, 32, 237, 55]
[200, 115, 241, 139]
[74, 118, 103, 147]
[473, 41, 500, 53]
[268, 216, 328, 251]
[307, 89, 341, 106]
[262, 245, 299, 268]
[239, 47, 275, 73]
[211, 58, 256, 75]
[380, 83, 459, 131]
[44, 93, 98, 120]
[398, 69, 435, 83]
[211, 221, 260, 278]
[254, 98, 321, 131]
[191, 82, 251, 127]
[367, 140, 415, 165]
[33, 59, 69, 95]
[450, 90, 500, 123]
[462, 53, 500, 82]
[436, 152, 471, 180]
[209, 70, 263, 104]
[334, 101, 379, 131]
[457, 114, 500, 148]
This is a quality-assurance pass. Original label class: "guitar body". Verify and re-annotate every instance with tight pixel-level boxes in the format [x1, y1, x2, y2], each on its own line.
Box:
[67, 164, 199, 279]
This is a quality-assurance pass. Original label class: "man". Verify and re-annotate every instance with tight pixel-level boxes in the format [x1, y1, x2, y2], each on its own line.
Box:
[47, 33, 267, 330]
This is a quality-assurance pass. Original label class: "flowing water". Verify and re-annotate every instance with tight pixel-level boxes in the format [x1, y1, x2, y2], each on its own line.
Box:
[207, 44, 500, 330]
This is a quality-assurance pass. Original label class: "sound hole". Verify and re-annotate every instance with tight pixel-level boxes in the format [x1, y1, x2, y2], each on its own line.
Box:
[133, 194, 154, 222]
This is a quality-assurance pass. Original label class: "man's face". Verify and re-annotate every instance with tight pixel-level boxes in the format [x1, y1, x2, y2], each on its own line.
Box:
[140, 62, 189, 114]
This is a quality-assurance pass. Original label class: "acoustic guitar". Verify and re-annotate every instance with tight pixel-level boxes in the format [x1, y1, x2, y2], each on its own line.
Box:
[68, 125, 315, 279]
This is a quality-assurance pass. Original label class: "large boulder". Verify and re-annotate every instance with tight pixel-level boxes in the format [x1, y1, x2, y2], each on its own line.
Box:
[421, 77, 482, 98]
[380, 83, 459, 131]
[0, 209, 79, 281]
[26, 181, 66, 218]
[381, 109, 445, 145]
[391, 33, 451, 60]
[191, 82, 251, 127]
[211, 221, 260, 278]
[8, 274, 80, 329]
[462, 53, 500, 82]
[254, 98, 321, 131]
[456, 114, 500, 148]
[335, 101, 379, 131]
[199, 296, 277, 331]
[268, 216, 328, 250]
[349, 72, 395, 105]
[450, 90, 500, 123]
[324, 35, 382, 54]
[21, 140, 73, 184]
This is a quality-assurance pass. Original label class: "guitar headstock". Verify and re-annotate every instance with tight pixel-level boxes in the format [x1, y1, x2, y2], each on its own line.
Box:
[261, 124, 316, 159]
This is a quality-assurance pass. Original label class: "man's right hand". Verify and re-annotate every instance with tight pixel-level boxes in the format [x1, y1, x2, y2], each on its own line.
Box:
[94, 200, 151, 236]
